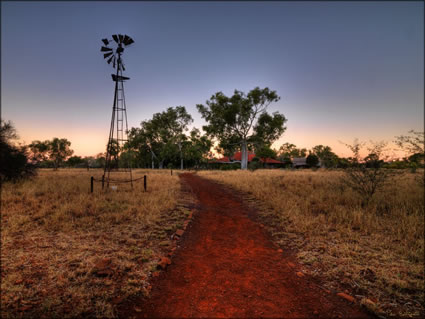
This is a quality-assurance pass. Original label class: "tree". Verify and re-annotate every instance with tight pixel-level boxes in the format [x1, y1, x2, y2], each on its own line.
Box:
[395, 130, 424, 167]
[127, 128, 153, 168]
[0, 120, 36, 182]
[66, 156, 84, 167]
[395, 130, 424, 155]
[255, 145, 277, 168]
[106, 139, 120, 169]
[29, 140, 50, 164]
[83, 156, 96, 170]
[29, 138, 74, 169]
[255, 145, 277, 160]
[49, 138, 73, 170]
[277, 143, 307, 159]
[162, 106, 193, 170]
[94, 153, 106, 168]
[311, 145, 339, 168]
[128, 106, 193, 169]
[197, 87, 287, 170]
[306, 154, 319, 168]
[183, 128, 213, 168]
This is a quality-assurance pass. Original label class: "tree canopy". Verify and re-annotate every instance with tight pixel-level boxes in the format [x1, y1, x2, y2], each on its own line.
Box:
[277, 143, 307, 162]
[0, 120, 36, 182]
[29, 138, 73, 169]
[310, 145, 339, 168]
[127, 106, 196, 169]
[197, 87, 286, 169]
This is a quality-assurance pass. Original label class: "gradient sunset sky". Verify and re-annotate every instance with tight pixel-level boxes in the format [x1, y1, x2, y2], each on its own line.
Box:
[2, 1, 423, 158]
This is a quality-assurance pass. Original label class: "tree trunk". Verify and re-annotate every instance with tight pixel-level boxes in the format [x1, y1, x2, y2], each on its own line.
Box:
[178, 142, 183, 170]
[151, 152, 155, 169]
[241, 140, 248, 170]
[159, 160, 164, 169]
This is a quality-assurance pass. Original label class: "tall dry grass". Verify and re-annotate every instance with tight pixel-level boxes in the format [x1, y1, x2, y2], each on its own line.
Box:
[199, 169, 424, 318]
[1, 169, 189, 318]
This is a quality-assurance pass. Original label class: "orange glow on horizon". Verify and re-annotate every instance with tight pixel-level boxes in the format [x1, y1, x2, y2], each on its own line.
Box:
[17, 125, 410, 160]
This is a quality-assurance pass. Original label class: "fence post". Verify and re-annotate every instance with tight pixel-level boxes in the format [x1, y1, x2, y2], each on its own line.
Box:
[171, 169, 173, 176]
[144, 175, 147, 192]
[102, 175, 105, 190]
[90, 176, 94, 193]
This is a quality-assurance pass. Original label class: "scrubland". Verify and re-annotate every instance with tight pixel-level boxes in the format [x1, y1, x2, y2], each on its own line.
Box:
[2, 168, 423, 318]
[1, 169, 190, 318]
[199, 169, 424, 318]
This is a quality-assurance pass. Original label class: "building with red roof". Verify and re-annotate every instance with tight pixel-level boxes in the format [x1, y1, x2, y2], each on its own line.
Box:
[210, 151, 283, 168]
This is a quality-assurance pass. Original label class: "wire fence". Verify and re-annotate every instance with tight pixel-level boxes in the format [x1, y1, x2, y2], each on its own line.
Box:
[90, 175, 147, 192]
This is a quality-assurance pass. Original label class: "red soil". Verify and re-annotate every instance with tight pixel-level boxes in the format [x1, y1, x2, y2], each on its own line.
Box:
[124, 173, 373, 318]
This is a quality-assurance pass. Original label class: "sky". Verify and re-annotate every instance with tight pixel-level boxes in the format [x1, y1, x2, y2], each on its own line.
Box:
[1, 1, 423, 158]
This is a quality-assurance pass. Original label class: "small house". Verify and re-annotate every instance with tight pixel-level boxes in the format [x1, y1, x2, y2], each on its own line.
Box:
[292, 157, 308, 168]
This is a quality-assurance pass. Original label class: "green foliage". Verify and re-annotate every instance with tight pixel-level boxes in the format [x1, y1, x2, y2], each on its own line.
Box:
[0, 120, 36, 182]
[128, 106, 193, 169]
[408, 152, 425, 166]
[311, 145, 339, 168]
[183, 128, 213, 168]
[277, 143, 307, 161]
[248, 157, 262, 171]
[255, 144, 277, 160]
[127, 107, 212, 169]
[197, 87, 286, 170]
[29, 140, 50, 163]
[306, 154, 319, 168]
[336, 157, 350, 169]
[66, 156, 84, 167]
[49, 138, 74, 170]
[219, 163, 240, 171]
[29, 138, 73, 169]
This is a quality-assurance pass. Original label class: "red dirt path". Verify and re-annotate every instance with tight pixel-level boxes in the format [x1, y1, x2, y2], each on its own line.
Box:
[124, 173, 373, 318]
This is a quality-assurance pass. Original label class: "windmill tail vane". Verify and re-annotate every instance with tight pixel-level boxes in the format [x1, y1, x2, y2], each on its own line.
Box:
[100, 34, 135, 190]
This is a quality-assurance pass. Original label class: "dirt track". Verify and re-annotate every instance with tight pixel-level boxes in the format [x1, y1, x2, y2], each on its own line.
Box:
[124, 173, 372, 318]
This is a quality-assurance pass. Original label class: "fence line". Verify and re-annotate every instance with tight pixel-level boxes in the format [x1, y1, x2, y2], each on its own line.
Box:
[90, 175, 147, 192]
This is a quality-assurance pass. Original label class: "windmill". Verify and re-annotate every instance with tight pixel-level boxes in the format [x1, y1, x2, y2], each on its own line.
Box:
[100, 34, 135, 189]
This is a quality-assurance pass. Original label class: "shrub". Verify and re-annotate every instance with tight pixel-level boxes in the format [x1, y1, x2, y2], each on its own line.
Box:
[248, 157, 263, 171]
[0, 121, 36, 182]
[219, 163, 240, 170]
[341, 140, 396, 206]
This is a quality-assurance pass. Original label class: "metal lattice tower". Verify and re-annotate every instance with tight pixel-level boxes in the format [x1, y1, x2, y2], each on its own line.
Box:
[100, 34, 135, 189]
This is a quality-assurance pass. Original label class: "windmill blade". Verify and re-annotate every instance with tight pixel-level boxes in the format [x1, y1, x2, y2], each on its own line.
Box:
[102, 38, 109, 45]
[112, 34, 119, 43]
[103, 52, 113, 59]
[123, 35, 130, 45]
[107, 56, 114, 64]
[118, 34, 124, 43]
[122, 64, 125, 71]
[101, 46, 112, 52]
[126, 37, 134, 45]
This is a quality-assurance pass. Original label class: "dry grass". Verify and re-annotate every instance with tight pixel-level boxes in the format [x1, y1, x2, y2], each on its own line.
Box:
[198, 169, 424, 318]
[1, 169, 190, 318]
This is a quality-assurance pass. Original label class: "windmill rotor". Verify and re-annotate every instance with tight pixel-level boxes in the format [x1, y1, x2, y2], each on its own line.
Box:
[100, 34, 134, 71]
[103, 52, 113, 59]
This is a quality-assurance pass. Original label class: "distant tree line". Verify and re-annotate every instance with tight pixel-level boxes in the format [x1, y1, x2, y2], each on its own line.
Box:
[1, 86, 424, 182]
